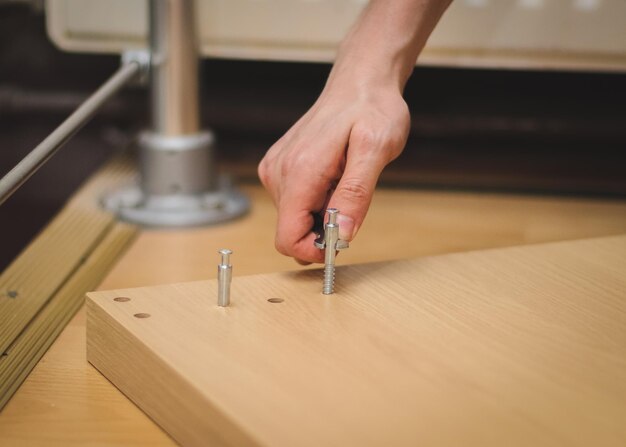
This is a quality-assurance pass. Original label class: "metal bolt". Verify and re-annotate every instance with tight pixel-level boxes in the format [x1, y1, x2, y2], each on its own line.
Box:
[314, 208, 349, 295]
[217, 249, 232, 306]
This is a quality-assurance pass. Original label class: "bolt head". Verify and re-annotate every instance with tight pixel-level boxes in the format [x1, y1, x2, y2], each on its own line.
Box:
[326, 208, 339, 224]
[218, 248, 233, 265]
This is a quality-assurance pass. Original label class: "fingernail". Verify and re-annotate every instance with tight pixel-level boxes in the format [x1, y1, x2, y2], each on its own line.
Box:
[336, 214, 355, 241]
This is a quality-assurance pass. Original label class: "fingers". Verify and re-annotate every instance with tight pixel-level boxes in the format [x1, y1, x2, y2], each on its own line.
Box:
[273, 146, 343, 263]
[327, 126, 391, 241]
[267, 119, 350, 263]
[275, 181, 328, 263]
[258, 93, 409, 264]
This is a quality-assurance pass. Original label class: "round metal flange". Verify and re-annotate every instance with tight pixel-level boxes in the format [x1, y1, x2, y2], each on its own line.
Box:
[102, 177, 250, 227]
[103, 129, 249, 227]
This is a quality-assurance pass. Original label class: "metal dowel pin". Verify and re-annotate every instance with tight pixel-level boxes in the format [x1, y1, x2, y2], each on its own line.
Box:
[217, 249, 232, 307]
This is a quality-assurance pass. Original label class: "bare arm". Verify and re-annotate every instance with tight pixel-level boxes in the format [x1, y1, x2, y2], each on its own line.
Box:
[258, 0, 452, 263]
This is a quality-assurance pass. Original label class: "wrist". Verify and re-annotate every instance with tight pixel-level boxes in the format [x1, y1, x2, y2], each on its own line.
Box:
[326, 36, 413, 95]
[325, 0, 452, 96]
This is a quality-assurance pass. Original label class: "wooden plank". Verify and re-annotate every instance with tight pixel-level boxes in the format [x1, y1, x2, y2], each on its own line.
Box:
[86, 235, 626, 447]
[0, 157, 134, 353]
[0, 223, 135, 409]
[3, 186, 626, 446]
[0, 157, 138, 408]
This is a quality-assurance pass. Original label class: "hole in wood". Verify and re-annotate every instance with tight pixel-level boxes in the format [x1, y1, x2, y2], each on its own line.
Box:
[114, 297, 131, 302]
[134, 313, 151, 319]
[267, 298, 284, 304]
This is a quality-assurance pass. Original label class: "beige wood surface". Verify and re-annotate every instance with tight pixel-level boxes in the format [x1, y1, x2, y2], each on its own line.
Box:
[1, 183, 626, 445]
[94, 187, 626, 289]
[0, 158, 137, 409]
[87, 235, 626, 447]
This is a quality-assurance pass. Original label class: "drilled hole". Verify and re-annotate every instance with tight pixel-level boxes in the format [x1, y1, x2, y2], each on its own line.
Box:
[267, 298, 284, 304]
[114, 297, 131, 302]
[134, 313, 151, 318]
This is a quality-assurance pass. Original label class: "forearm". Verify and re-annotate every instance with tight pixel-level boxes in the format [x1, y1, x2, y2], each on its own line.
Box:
[327, 0, 452, 93]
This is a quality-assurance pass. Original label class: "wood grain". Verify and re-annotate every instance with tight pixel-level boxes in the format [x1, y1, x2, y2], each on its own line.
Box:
[2, 180, 626, 446]
[0, 158, 137, 409]
[0, 223, 135, 409]
[87, 235, 626, 447]
[0, 157, 133, 353]
[98, 186, 626, 290]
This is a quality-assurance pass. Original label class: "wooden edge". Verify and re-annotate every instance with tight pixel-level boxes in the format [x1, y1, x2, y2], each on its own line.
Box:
[0, 223, 137, 409]
[0, 157, 138, 410]
[86, 294, 259, 447]
[0, 157, 134, 354]
[85, 234, 626, 447]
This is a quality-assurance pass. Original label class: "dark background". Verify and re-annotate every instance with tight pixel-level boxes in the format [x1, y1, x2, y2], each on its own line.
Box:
[1, 4, 625, 270]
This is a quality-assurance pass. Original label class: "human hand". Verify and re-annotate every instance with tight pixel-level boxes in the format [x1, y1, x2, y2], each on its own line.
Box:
[258, 78, 410, 264]
[258, 0, 450, 264]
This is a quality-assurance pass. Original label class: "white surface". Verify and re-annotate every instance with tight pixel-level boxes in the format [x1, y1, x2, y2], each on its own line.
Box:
[46, 0, 626, 72]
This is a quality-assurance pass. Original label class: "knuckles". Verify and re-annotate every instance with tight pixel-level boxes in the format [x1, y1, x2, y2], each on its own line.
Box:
[257, 158, 270, 188]
[335, 177, 371, 203]
[350, 125, 382, 152]
[350, 112, 409, 164]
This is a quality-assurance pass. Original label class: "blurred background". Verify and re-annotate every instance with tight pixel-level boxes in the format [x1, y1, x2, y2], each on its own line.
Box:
[1, 0, 625, 270]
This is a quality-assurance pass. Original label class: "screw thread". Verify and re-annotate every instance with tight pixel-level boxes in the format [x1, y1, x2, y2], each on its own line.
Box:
[323, 264, 335, 295]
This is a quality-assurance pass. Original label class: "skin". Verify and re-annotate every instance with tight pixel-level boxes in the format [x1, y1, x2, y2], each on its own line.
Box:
[258, 0, 452, 264]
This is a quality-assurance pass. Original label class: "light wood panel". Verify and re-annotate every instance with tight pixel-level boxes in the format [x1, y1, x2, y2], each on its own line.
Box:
[98, 186, 626, 289]
[1, 179, 626, 446]
[0, 158, 133, 353]
[87, 235, 626, 447]
[0, 158, 137, 409]
[0, 224, 135, 409]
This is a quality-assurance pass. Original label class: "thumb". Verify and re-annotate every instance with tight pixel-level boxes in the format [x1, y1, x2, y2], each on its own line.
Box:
[327, 135, 387, 241]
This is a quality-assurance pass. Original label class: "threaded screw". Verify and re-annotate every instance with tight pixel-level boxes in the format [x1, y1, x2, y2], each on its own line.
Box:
[323, 263, 336, 295]
[315, 208, 348, 295]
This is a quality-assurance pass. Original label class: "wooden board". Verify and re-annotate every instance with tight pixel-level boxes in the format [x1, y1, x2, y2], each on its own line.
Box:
[4, 181, 626, 446]
[86, 235, 626, 447]
[0, 157, 137, 409]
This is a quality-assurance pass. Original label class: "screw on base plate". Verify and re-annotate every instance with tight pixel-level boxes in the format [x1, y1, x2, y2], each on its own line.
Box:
[314, 208, 349, 295]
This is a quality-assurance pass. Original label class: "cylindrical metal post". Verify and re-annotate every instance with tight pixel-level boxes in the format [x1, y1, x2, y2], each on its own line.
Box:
[217, 249, 233, 307]
[103, 0, 249, 226]
[150, 0, 199, 135]
[141, 0, 214, 196]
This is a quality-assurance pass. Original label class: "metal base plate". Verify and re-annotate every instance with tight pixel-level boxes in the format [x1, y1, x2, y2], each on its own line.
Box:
[102, 179, 249, 227]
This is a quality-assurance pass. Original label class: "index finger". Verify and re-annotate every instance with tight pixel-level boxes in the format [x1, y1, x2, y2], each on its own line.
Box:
[275, 177, 331, 263]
